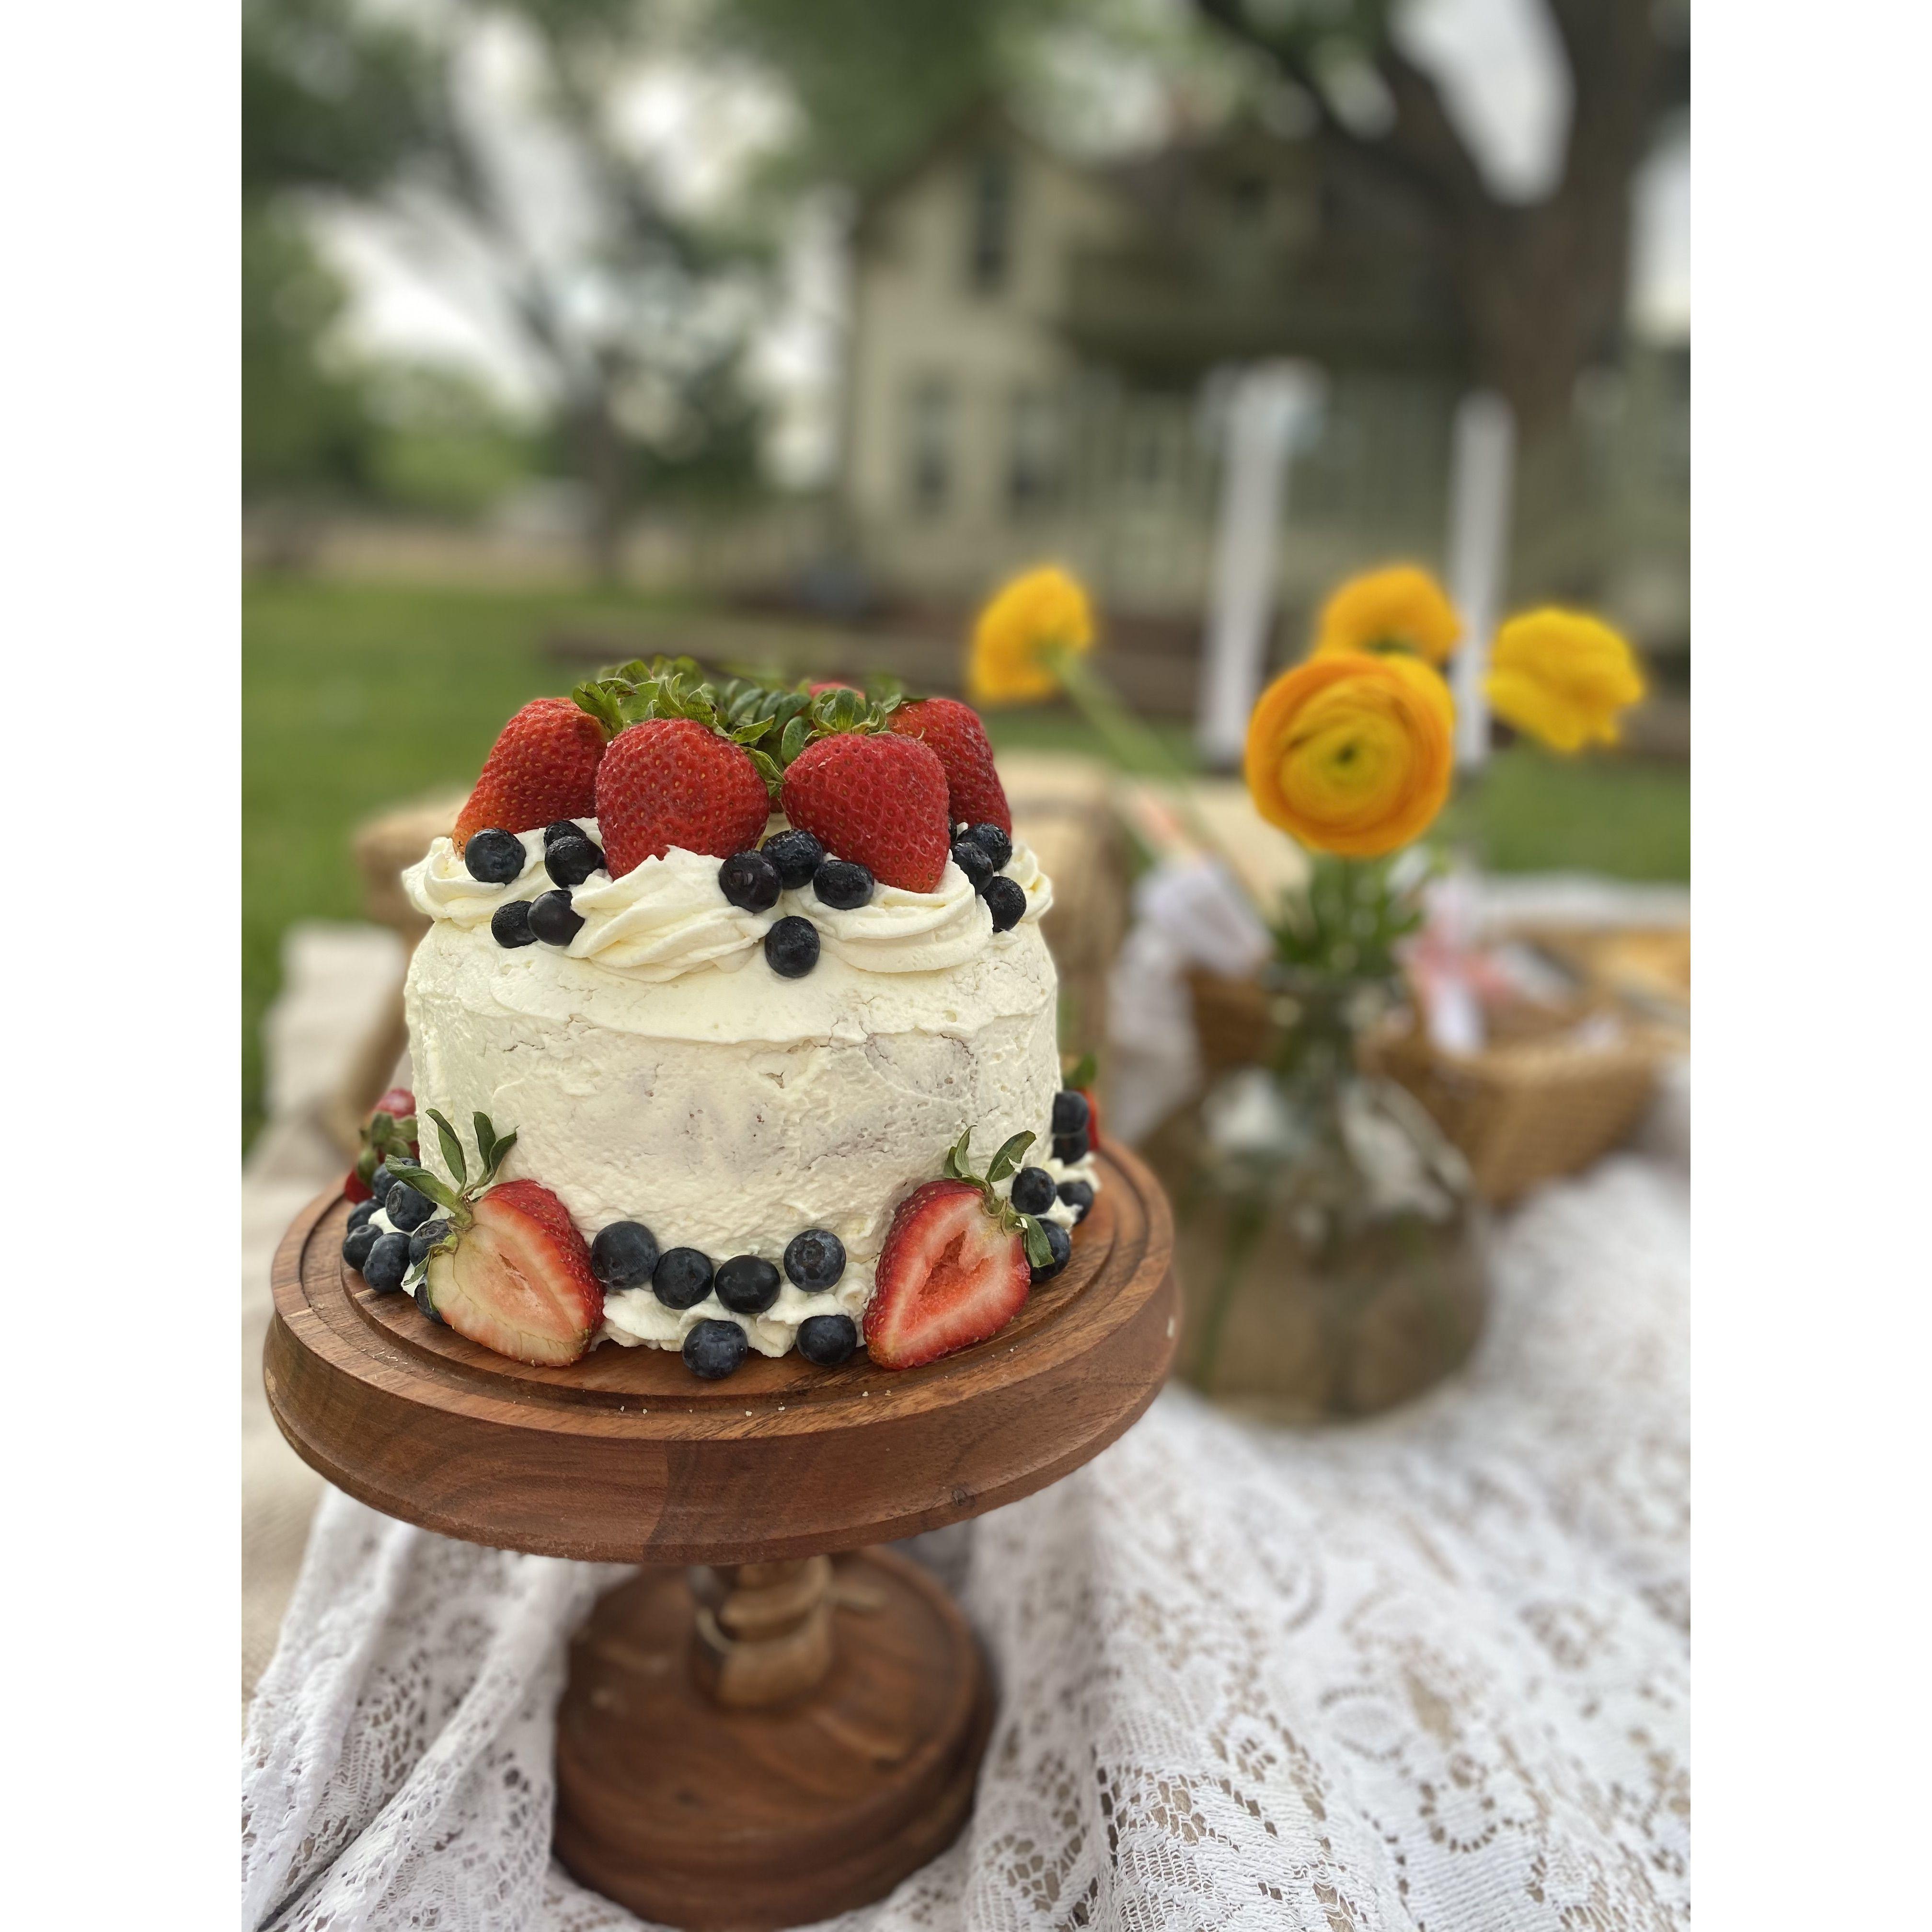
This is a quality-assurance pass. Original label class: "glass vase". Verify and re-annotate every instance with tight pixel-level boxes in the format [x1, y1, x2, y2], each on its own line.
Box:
[1157, 975, 1490, 1422]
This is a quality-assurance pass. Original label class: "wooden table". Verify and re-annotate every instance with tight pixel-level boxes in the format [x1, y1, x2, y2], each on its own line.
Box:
[265, 1145, 1175, 1930]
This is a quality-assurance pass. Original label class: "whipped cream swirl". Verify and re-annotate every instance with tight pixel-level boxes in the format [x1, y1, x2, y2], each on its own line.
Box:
[404, 818, 1053, 986]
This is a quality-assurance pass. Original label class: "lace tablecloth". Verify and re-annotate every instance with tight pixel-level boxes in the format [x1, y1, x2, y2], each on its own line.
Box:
[242, 1111, 1688, 1932]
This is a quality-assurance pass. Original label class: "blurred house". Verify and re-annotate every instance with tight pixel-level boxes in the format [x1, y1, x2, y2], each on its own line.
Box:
[836, 107, 1687, 702]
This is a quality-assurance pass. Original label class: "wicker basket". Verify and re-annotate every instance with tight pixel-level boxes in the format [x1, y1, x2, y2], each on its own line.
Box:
[1186, 968, 1668, 1205]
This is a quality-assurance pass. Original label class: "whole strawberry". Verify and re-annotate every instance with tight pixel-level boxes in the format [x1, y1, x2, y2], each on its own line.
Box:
[454, 698, 608, 851]
[597, 718, 772, 876]
[888, 698, 1011, 836]
[780, 731, 951, 893]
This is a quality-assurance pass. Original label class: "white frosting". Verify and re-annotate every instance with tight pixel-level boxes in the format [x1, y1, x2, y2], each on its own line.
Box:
[403, 819, 1052, 986]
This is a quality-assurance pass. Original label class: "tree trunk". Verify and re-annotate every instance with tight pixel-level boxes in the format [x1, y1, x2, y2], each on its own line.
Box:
[572, 384, 630, 586]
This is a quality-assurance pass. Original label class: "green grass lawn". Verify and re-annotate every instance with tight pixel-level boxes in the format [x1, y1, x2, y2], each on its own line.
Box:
[243, 578, 1688, 1150]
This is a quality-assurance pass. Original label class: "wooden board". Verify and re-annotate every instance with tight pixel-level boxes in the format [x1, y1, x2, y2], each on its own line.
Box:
[554, 1550, 992, 1931]
[265, 1143, 1177, 1566]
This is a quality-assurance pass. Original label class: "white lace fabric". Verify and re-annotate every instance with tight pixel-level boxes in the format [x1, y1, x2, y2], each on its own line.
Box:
[243, 1145, 1688, 1931]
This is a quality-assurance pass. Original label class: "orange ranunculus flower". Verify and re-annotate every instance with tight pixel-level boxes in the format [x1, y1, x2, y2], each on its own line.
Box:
[1244, 651, 1454, 858]
[1313, 564, 1462, 666]
[1484, 608, 1645, 752]
[967, 565, 1095, 705]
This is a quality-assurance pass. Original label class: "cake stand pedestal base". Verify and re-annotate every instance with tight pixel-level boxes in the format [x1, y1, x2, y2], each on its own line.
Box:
[554, 1549, 992, 1932]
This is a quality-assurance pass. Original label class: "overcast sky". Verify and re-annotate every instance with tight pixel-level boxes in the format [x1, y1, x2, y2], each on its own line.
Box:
[319, 0, 1688, 480]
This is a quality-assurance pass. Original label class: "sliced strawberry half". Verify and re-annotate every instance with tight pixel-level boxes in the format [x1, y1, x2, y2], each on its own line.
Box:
[864, 1179, 1030, 1369]
[424, 1178, 604, 1366]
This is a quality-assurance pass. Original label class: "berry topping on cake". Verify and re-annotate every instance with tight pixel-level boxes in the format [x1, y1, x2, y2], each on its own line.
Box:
[863, 1131, 1054, 1369]
[414, 1281, 447, 1325]
[796, 1312, 859, 1366]
[761, 828, 825, 889]
[544, 819, 588, 845]
[345, 1092, 417, 1204]
[528, 889, 584, 946]
[718, 849, 782, 913]
[409, 1219, 452, 1265]
[811, 858, 873, 909]
[384, 1179, 436, 1232]
[1009, 1165, 1057, 1217]
[454, 698, 607, 852]
[715, 1254, 782, 1315]
[490, 900, 537, 949]
[958, 822, 1013, 872]
[783, 1229, 847, 1291]
[362, 1231, 411, 1295]
[422, 1178, 603, 1366]
[590, 1220, 660, 1291]
[596, 717, 771, 875]
[1061, 1055, 1104, 1153]
[1051, 1089, 1091, 1137]
[464, 828, 527, 885]
[347, 1200, 379, 1232]
[984, 875, 1027, 932]
[544, 835, 604, 889]
[342, 1222, 380, 1272]
[377, 1111, 602, 1367]
[1030, 1220, 1073, 1285]
[652, 1246, 715, 1310]
[683, 1319, 749, 1380]
[1056, 1180, 1095, 1224]
[765, 915, 821, 978]
[887, 698, 1012, 837]
[950, 836, 994, 894]
[780, 731, 951, 893]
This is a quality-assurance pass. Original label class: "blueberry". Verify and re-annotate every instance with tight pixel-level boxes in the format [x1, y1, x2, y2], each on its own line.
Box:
[961, 822, 1012, 872]
[796, 1313, 859, 1367]
[1030, 1220, 1072, 1285]
[385, 1180, 436, 1232]
[464, 828, 526, 885]
[347, 1199, 379, 1231]
[783, 1229, 847, 1292]
[715, 1254, 782, 1315]
[1052, 1089, 1092, 1137]
[984, 875, 1026, 932]
[529, 889, 585, 946]
[1009, 1166, 1057, 1217]
[1057, 1180, 1095, 1224]
[1053, 1131, 1092, 1165]
[491, 900, 537, 949]
[761, 828, 825, 890]
[544, 819, 588, 847]
[414, 1280, 447, 1325]
[683, 1318, 748, 1380]
[363, 1231, 412, 1294]
[812, 859, 874, 910]
[545, 835, 604, 889]
[652, 1246, 715, 1311]
[409, 1219, 452, 1265]
[591, 1219, 660, 1292]
[765, 915, 821, 978]
[368, 1162, 398, 1202]
[950, 837, 994, 893]
[342, 1222, 380, 1271]
[718, 849, 782, 913]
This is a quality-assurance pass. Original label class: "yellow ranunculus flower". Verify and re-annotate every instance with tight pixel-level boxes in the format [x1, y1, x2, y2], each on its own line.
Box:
[1484, 608, 1645, 752]
[1244, 651, 1454, 858]
[1313, 564, 1462, 666]
[968, 565, 1095, 705]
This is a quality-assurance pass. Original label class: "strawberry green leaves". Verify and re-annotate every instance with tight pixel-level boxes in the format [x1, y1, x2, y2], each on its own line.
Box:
[387, 1109, 519, 1230]
[940, 1128, 1056, 1268]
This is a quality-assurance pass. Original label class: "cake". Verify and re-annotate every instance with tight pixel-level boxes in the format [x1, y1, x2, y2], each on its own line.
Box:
[340, 662, 1102, 1378]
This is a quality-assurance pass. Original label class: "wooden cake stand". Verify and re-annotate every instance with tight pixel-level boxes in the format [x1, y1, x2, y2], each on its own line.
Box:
[265, 1144, 1176, 1931]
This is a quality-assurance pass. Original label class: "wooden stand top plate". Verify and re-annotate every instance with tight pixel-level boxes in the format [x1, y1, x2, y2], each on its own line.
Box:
[265, 1143, 1177, 1565]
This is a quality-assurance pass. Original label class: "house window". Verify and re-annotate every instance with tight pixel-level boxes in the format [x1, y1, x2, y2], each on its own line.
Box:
[967, 150, 1013, 292]
[1006, 387, 1064, 514]
[903, 377, 954, 516]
